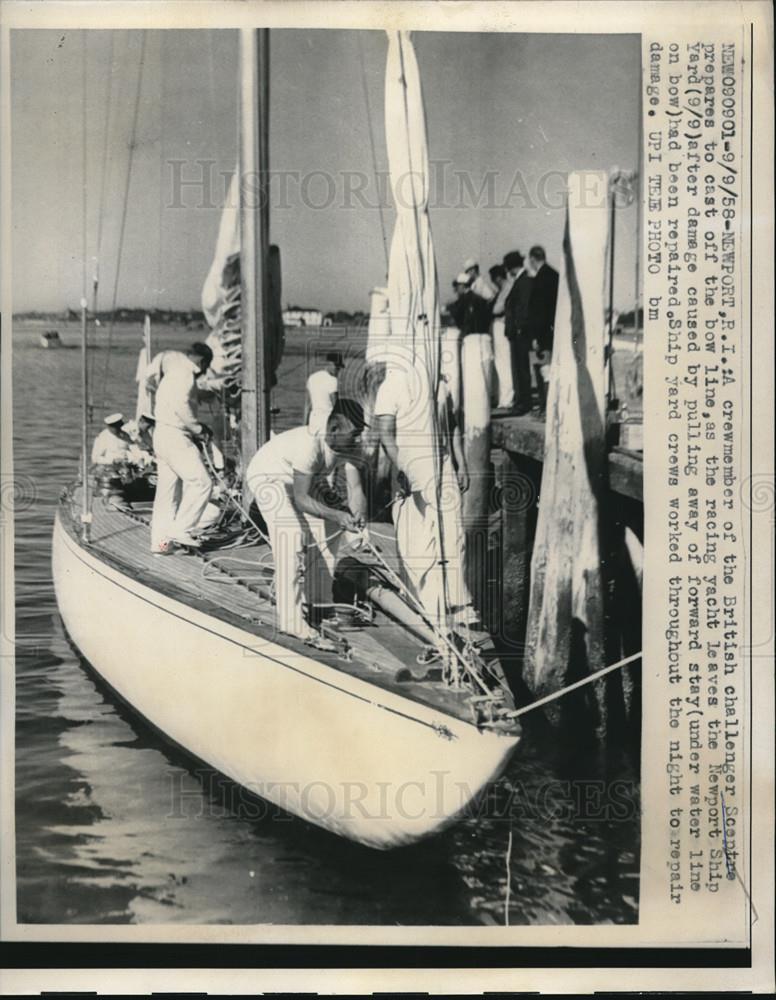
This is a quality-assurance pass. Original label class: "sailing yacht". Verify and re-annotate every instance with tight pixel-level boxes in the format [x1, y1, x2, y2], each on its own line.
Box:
[52, 29, 521, 850]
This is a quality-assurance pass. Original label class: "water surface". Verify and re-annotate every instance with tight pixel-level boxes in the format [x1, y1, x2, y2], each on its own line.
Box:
[12, 321, 640, 925]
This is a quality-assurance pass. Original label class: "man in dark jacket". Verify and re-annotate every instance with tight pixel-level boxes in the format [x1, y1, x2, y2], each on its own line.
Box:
[448, 271, 494, 338]
[503, 250, 534, 415]
[525, 245, 559, 414]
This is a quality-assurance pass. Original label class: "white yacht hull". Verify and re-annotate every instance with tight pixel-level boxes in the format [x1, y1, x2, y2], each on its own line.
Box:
[52, 511, 519, 849]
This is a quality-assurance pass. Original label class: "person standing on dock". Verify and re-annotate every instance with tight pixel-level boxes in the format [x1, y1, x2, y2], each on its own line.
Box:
[149, 344, 214, 554]
[447, 266, 496, 340]
[525, 246, 559, 416]
[503, 250, 534, 416]
[461, 257, 495, 304]
[489, 263, 515, 412]
[304, 352, 344, 435]
[246, 399, 367, 650]
[450, 261, 496, 617]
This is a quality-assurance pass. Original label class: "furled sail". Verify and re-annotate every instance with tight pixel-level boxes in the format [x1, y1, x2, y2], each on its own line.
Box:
[384, 31, 440, 394]
[200, 170, 285, 405]
[383, 30, 451, 631]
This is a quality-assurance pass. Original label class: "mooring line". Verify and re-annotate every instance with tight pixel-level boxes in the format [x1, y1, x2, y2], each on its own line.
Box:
[514, 651, 642, 719]
[504, 827, 513, 927]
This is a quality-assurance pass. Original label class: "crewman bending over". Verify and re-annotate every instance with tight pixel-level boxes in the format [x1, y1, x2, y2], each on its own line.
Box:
[246, 399, 367, 650]
[149, 343, 214, 554]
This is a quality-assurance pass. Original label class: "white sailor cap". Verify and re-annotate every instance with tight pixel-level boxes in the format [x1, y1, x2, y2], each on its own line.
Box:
[463, 258, 478, 271]
[104, 413, 124, 426]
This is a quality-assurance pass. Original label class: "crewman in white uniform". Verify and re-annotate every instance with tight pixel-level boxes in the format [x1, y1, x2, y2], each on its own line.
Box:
[374, 363, 478, 633]
[304, 352, 344, 434]
[143, 344, 205, 416]
[91, 413, 131, 467]
[149, 343, 214, 554]
[246, 398, 367, 649]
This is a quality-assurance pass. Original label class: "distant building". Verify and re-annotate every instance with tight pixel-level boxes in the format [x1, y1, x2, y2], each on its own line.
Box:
[282, 306, 323, 328]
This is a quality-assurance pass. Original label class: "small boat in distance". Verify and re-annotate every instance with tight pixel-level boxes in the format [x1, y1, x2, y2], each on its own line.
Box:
[39, 329, 62, 348]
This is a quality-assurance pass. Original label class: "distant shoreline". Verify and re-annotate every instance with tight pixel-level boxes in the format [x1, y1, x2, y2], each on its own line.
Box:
[13, 310, 207, 327]
[12, 309, 370, 328]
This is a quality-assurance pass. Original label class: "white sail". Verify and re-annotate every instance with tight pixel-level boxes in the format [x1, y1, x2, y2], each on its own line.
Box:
[202, 169, 240, 326]
[384, 31, 440, 394]
[134, 314, 153, 418]
[383, 30, 453, 632]
[200, 170, 243, 392]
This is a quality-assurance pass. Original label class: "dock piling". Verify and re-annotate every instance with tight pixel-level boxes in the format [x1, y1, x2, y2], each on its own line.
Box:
[524, 170, 611, 735]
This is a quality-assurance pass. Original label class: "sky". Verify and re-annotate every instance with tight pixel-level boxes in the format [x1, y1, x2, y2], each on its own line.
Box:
[11, 29, 641, 314]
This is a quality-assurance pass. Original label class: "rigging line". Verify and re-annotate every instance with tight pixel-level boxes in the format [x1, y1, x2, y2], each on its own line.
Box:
[504, 828, 513, 927]
[156, 31, 165, 310]
[512, 651, 642, 720]
[607, 180, 617, 404]
[80, 32, 92, 540]
[81, 36, 88, 314]
[89, 32, 117, 410]
[395, 33, 451, 631]
[200, 445, 271, 545]
[206, 31, 220, 175]
[358, 33, 390, 279]
[362, 534, 500, 697]
[99, 30, 148, 410]
[93, 31, 116, 313]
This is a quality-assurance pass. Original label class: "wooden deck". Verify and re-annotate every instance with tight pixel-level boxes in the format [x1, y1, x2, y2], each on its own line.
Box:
[61, 489, 508, 728]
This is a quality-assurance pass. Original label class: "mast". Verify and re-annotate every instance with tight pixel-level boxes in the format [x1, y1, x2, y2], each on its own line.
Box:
[143, 312, 152, 366]
[239, 28, 271, 484]
[80, 32, 91, 543]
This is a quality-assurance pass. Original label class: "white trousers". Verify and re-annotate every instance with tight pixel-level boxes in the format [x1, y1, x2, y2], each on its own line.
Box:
[308, 406, 333, 436]
[150, 426, 212, 549]
[461, 333, 495, 427]
[491, 317, 514, 409]
[439, 456, 476, 624]
[249, 475, 340, 640]
[394, 456, 475, 630]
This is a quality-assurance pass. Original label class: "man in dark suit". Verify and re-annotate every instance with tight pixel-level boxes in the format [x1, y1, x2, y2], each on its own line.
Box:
[448, 271, 494, 339]
[502, 250, 534, 415]
[526, 245, 559, 414]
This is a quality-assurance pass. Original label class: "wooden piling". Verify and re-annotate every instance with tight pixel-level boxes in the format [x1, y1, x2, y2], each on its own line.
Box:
[461, 332, 494, 617]
[494, 449, 539, 689]
[524, 170, 611, 736]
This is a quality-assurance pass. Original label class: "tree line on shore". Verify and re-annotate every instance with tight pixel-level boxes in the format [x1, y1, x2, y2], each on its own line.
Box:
[14, 306, 371, 328]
